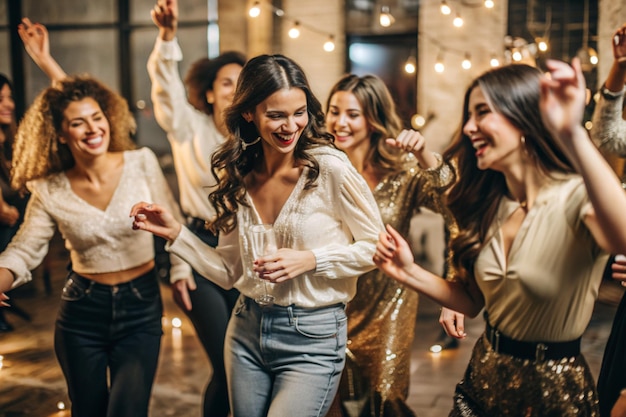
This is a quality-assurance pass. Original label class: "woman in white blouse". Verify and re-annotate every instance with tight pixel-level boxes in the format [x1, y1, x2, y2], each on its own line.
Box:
[131, 54, 383, 417]
[148, 2, 245, 415]
[0, 76, 190, 417]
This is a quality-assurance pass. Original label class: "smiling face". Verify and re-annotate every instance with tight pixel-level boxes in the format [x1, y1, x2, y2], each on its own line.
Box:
[60, 97, 110, 160]
[247, 87, 308, 155]
[463, 86, 524, 172]
[325, 90, 370, 155]
[0, 83, 15, 128]
[206, 63, 243, 117]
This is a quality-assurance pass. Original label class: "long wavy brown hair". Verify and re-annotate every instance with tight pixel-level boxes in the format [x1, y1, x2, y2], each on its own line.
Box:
[11, 75, 136, 193]
[209, 54, 334, 234]
[443, 64, 575, 284]
[325, 73, 404, 176]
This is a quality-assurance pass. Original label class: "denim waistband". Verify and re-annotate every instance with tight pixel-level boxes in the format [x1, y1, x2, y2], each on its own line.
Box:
[68, 268, 157, 291]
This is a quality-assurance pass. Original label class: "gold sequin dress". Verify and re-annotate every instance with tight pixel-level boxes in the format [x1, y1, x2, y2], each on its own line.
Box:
[336, 154, 455, 417]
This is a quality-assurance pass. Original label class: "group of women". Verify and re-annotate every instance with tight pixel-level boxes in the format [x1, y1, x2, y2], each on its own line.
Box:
[1, 0, 625, 415]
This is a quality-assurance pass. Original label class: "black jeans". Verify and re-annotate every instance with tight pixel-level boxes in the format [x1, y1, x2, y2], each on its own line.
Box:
[183, 220, 239, 417]
[54, 269, 162, 417]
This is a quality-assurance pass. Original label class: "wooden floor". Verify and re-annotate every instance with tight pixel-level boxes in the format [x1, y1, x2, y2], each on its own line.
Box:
[0, 231, 622, 417]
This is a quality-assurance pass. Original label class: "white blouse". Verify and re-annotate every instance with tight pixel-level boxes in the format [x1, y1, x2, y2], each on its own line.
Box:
[147, 37, 224, 221]
[168, 146, 384, 308]
[0, 148, 191, 289]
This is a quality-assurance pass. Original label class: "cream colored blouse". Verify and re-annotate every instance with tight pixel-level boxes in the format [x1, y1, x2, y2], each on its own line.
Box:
[0, 148, 191, 289]
[474, 173, 608, 342]
[167, 146, 384, 308]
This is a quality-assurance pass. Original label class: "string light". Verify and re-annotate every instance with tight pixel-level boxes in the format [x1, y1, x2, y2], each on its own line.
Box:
[434, 53, 445, 73]
[247, 2, 337, 53]
[536, 38, 548, 52]
[379, 6, 395, 27]
[440, 1, 451, 15]
[324, 35, 336, 52]
[404, 56, 416, 74]
[490, 54, 500, 67]
[484, 0, 495, 8]
[248, 1, 261, 18]
[461, 53, 472, 70]
[288, 21, 301, 39]
[453, 13, 464, 28]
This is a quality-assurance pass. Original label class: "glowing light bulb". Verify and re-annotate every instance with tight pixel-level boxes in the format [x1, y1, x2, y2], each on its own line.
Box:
[324, 36, 335, 52]
[379, 6, 395, 27]
[288, 22, 300, 39]
[249, 2, 261, 18]
[484, 0, 494, 8]
[171, 317, 182, 328]
[462, 54, 472, 70]
[490, 56, 500, 67]
[440, 1, 451, 15]
[453, 14, 463, 27]
[430, 343, 443, 353]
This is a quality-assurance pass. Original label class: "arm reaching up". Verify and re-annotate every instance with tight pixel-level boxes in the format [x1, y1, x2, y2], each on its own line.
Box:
[18, 18, 67, 82]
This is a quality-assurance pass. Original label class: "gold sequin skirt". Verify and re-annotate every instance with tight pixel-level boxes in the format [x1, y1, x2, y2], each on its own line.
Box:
[450, 333, 599, 417]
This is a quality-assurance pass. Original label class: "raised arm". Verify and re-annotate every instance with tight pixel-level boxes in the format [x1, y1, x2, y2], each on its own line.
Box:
[152, 0, 178, 42]
[590, 23, 626, 155]
[18, 18, 67, 82]
[540, 58, 626, 255]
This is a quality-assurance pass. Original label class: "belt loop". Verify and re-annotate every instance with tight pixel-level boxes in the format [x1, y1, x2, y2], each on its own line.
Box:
[494, 330, 500, 353]
[287, 305, 295, 325]
[536, 342, 547, 361]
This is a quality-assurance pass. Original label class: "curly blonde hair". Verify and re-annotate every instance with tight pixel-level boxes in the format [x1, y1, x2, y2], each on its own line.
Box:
[12, 75, 136, 192]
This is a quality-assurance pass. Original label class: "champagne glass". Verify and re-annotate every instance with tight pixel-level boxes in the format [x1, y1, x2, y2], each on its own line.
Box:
[249, 224, 277, 306]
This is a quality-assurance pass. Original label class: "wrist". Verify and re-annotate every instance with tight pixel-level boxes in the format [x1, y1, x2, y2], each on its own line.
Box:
[159, 27, 176, 42]
[600, 84, 625, 100]
[168, 223, 183, 242]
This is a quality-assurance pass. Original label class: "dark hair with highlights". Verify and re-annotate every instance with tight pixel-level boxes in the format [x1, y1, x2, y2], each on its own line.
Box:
[443, 64, 575, 284]
[209, 54, 334, 233]
[0, 74, 16, 182]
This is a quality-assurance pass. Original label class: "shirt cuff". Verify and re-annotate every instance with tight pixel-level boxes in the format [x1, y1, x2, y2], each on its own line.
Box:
[155, 37, 183, 61]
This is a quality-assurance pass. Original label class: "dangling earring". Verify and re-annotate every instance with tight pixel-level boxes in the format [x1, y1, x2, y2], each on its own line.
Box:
[520, 135, 526, 145]
[241, 137, 261, 151]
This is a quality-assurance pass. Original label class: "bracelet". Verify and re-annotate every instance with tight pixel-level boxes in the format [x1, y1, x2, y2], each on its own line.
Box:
[600, 85, 624, 100]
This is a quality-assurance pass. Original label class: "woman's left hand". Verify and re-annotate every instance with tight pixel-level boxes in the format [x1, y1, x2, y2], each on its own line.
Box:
[539, 58, 587, 143]
[253, 249, 316, 283]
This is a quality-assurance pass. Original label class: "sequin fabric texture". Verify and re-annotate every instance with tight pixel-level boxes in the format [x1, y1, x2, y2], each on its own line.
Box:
[450, 335, 599, 417]
[337, 154, 455, 417]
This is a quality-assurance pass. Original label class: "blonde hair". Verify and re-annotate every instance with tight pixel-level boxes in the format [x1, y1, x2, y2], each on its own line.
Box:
[12, 75, 136, 192]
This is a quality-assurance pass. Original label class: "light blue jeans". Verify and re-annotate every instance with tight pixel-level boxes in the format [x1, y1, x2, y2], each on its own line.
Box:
[225, 296, 347, 417]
